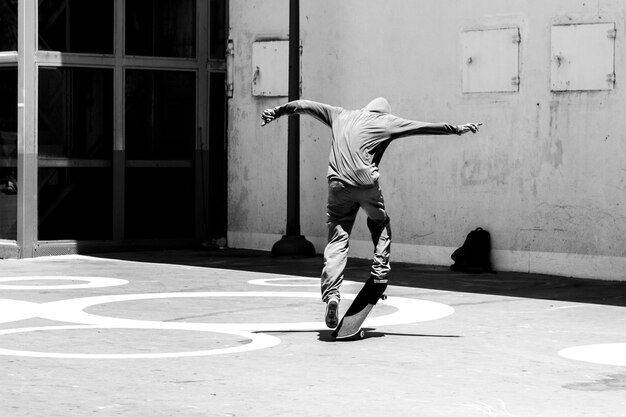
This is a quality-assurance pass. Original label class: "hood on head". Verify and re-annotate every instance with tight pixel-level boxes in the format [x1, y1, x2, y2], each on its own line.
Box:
[364, 97, 391, 114]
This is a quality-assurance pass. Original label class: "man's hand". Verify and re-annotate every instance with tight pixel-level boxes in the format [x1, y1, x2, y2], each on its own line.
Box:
[458, 122, 482, 135]
[261, 108, 277, 126]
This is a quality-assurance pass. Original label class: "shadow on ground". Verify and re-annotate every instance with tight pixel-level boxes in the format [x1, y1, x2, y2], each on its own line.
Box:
[262, 329, 461, 343]
[94, 248, 626, 308]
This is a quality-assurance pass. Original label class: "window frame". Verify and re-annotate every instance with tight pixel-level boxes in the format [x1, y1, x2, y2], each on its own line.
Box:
[12, 0, 225, 256]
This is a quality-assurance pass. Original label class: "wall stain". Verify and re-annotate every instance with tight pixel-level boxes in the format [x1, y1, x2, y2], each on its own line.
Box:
[545, 100, 564, 168]
[523, 202, 626, 256]
[460, 152, 515, 187]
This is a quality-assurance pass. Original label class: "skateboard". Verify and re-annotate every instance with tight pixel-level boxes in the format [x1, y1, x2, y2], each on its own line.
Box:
[331, 278, 388, 340]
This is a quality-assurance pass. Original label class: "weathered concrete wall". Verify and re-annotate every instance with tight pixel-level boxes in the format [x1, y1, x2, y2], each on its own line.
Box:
[228, 0, 626, 280]
[227, 0, 289, 240]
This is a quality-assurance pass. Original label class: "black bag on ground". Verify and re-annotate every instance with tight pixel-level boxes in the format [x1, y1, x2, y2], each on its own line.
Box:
[450, 227, 492, 273]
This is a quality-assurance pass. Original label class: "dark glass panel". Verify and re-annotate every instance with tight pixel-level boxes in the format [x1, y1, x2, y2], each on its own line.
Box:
[126, 0, 196, 58]
[209, 0, 226, 59]
[38, 167, 113, 240]
[38, 67, 114, 240]
[38, 67, 113, 159]
[0, 0, 18, 52]
[39, 0, 114, 54]
[125, 168, 194, 239]
[125, 69, 195, 160]
[0, 68, 17, 240]
[124, 68, 196, 239]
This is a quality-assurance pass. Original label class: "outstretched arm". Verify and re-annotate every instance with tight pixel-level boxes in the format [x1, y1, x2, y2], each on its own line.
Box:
[261, 100, 342, 127]
[387, 115, 482, 140]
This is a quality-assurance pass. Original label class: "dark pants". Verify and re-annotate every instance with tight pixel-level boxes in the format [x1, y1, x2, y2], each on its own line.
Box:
[321, 180, 391, 302]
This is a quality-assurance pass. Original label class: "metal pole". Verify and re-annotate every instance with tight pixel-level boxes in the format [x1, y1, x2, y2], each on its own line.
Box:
[271, 0, 315, 256]
[286, 0, 300, 236]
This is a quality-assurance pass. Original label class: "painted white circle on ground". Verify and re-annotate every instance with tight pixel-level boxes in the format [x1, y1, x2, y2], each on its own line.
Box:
[40, 291, 454, 332]
[0, 291, 453, 358]
[248, 277, 358, 287]
[0, 324, 281, 359]
[0, 276, 128, 290]
[0, 299, 42, 324]
[559, 343, 626, 367]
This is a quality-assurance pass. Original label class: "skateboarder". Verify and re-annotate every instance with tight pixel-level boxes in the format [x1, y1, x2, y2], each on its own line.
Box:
[261, 98, 480, 328]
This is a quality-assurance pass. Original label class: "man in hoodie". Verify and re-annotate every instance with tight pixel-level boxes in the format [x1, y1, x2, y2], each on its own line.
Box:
[261, 98, 480, 328]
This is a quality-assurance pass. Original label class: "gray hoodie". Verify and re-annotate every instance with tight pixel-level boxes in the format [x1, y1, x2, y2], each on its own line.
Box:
[275, 98, 460, 188]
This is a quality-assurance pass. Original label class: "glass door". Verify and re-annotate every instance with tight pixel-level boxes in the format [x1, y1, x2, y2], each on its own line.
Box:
[0, 0, 18, 243]
[8, 0, 227, 257]
[37, 0, 115, 242]
[37, 67, 114, 240]
[123, 0, 198, 240]
[0, 68, 17, 241]
[124, 69, 196, 239]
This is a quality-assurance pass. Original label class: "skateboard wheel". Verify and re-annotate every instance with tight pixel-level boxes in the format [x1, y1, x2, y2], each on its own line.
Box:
[380, 294, 387, 301]
[359, 330, 365, 339]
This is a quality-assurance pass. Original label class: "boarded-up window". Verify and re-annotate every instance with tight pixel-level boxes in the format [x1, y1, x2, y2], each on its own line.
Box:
[551, 23, 616, 91]
[461, 28, 520, 93]
[252, 41, 289, 97]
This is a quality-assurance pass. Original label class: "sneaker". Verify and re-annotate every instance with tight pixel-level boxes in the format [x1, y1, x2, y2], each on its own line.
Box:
[325, 298, 339, 329]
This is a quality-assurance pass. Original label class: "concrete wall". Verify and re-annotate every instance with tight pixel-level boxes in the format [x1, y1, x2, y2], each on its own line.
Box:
[227, 0, 626, 281]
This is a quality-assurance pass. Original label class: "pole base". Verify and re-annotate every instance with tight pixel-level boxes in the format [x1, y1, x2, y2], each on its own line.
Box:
[271, 235, 316, 257]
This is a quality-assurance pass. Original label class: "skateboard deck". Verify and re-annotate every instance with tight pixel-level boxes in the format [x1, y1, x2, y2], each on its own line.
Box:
[331, 278, 388, 340]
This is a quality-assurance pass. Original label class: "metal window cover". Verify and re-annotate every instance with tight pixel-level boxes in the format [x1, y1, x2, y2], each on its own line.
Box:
[252, 40, 289, 96]
[462, 27, 520, 93]
[551, 23, 615, 91]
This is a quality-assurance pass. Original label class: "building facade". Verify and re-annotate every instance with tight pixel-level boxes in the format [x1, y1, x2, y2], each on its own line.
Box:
[4, 1, 625, 281]
[0, 0, 228, 258]
[227, 0, 626, 280]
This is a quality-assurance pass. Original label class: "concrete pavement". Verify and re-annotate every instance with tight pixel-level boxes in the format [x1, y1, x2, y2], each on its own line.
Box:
[1, 249, 625, 416]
